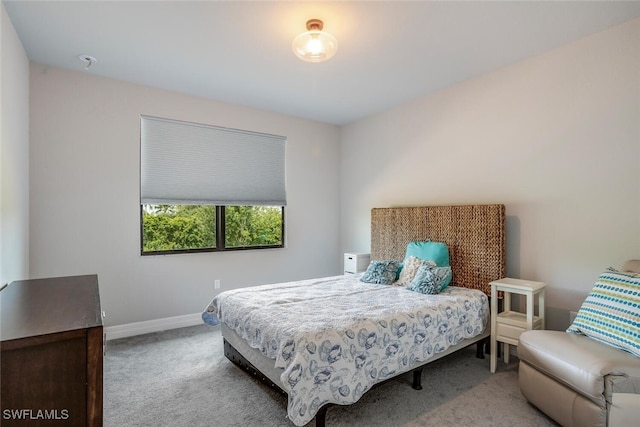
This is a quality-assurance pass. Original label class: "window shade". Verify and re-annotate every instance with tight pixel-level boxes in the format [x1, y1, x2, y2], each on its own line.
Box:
[140, 116, 286, 206]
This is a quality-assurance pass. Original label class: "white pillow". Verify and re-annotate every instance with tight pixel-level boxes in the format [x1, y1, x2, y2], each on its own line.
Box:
[394, 256, 435, 287]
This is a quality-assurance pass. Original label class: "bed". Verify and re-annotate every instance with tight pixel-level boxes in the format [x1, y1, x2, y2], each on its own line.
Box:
[203, 204, 505, 426]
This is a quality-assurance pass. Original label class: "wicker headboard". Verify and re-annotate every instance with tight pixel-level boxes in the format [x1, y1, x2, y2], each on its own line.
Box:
[371, 204, 505, 295]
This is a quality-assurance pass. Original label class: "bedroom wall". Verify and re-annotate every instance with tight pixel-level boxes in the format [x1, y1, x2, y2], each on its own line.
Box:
[28, 65, 341, 328]
[0, 3, 30, 286]
[340, 18, 640, 330]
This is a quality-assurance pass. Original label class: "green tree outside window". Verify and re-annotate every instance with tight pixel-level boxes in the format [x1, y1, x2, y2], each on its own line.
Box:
[141, 205, 283, 254]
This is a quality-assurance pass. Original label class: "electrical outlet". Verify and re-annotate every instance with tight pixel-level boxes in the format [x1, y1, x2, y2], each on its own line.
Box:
[214, 279, 221, 290]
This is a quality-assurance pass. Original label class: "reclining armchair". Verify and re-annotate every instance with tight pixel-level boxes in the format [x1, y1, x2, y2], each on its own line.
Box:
[518, 260, 640, 427]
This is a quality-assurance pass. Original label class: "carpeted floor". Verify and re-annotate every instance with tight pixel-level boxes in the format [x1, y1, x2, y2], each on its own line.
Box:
[104, 324, 558, 427]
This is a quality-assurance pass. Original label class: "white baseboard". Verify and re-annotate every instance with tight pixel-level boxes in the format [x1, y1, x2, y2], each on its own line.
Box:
[105, 312, 203, 341]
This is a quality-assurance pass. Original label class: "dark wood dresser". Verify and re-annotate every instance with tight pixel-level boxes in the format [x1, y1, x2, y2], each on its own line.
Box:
[1, 275, 103, 426]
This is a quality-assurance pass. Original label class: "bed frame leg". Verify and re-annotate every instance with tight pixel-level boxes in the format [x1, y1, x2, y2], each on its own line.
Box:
[315, 405, 328, 427]
[476, 338, 487, 359]
[483, 336, 501, 358]
[412, 368, 423, 390]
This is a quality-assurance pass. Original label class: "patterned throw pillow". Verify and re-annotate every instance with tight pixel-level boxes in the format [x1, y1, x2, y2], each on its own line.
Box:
[567, 268, 640, 357]
[360, 260, 400, 286]
[399, 241, 452, 287]
[406, 263, 453, 295]
[395, 256, 436, 287]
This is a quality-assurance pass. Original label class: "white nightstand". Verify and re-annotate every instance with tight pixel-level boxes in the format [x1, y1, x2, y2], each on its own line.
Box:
[490, 277, 547, 373]
[344, 253, 370, 274]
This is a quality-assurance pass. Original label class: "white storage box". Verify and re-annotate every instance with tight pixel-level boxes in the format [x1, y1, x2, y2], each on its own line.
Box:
[344, 253, 370, 274]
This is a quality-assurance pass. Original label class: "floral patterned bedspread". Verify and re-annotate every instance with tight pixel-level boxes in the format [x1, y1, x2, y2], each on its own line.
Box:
[202, 274, 488, 426]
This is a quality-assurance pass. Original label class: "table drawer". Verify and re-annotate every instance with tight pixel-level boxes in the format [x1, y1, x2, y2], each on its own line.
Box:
[496, 322, 526, 343]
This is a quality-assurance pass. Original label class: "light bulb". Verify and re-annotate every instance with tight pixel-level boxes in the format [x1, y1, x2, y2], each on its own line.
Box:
[292, 20, 338, 63]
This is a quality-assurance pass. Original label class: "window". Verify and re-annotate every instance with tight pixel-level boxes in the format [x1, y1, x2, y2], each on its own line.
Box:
[223, 206, 284, 248]
[140, 116, 286, 255]
[141, 204, 283, 254]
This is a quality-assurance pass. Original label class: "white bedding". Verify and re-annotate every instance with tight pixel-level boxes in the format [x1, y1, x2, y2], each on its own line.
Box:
[203, 274, 489, 426]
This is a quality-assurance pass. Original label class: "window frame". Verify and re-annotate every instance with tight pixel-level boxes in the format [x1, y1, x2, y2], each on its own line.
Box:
[139, 205, 285, 256]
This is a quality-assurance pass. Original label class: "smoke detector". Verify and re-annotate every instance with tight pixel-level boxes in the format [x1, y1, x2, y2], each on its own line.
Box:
[77, 54, 98, 70]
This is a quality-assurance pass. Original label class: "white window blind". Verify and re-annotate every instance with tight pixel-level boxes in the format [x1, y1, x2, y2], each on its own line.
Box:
[140, 116, 286, 206]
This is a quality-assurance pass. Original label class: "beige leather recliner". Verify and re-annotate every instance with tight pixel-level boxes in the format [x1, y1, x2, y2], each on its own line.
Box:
[517, 260, 640, 427]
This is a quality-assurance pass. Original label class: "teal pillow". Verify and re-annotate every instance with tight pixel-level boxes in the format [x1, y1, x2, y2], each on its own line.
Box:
[404, 241, 450, 267]
[360, 260, 400, 286]
[567, 268, 640, 357]
[406, 263, 453, 294]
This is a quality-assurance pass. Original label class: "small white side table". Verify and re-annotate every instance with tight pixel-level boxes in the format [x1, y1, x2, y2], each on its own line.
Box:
[344, 253, 370, 274]
[490, 277, 547, 373]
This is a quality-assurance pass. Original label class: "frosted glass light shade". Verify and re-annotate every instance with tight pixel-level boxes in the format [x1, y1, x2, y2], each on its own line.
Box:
[292, 28, 338, 63]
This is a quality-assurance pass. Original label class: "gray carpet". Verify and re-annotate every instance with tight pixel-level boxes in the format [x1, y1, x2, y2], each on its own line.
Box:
[104, 324, 558, 427]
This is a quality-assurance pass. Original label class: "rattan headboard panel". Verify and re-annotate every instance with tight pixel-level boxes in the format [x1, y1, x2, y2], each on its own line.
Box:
[371, 204, 505, 295]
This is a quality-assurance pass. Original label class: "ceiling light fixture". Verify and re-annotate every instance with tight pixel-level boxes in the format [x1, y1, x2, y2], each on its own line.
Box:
[292, 19, 338, 63]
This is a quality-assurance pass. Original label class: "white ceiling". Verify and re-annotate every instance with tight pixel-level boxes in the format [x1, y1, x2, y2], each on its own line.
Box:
[5, 1, 640, 125]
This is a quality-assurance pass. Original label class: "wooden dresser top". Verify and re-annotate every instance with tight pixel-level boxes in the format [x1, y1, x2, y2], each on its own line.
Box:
[1, 274, 102, 342]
